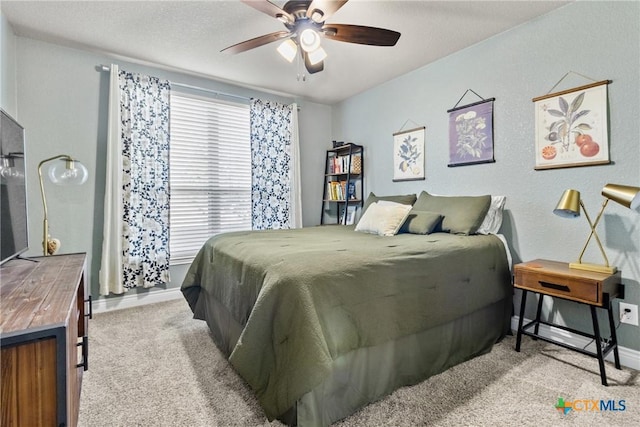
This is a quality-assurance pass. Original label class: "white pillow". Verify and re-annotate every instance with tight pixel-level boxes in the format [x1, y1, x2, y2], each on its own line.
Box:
[376, 200, 406, 207]
[355, 201, 412, 236]
[476, 196, 506, 235]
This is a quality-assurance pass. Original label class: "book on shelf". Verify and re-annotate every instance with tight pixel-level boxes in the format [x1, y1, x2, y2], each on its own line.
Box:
[347, 181, 356, 200]
[329, 155, 361, 175]
[350, 155, 362, 174]
[327, 180, 350, 200]
[327, 182, 337, 200]
[329, 156, 362, 175]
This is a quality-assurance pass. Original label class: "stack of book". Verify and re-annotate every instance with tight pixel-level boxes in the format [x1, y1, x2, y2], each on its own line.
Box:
[327, 181, 357, 200]
[327, 181, 347, 200]
[329, 155, 361, 174]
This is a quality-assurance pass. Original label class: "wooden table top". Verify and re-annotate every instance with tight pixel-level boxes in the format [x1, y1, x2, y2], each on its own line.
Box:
[0, 253, 86, 335]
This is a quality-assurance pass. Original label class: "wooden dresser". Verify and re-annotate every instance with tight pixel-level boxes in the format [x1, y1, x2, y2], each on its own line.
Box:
[1, 253, 90, 427]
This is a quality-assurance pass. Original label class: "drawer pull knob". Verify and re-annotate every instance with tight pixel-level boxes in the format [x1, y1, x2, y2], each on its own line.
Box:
[85, 295, 93, 319]
[76, 336, 89, 371]
[539, 281, 570, 292]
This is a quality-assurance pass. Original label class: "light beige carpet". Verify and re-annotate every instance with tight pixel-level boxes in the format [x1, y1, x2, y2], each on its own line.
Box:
[79, 299, 639, 427]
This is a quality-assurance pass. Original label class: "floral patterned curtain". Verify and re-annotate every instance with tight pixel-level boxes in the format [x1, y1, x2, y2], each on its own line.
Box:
[250, 99, 300, 230]
[101, 69, 170, 294]
[120, 70, 171, 289]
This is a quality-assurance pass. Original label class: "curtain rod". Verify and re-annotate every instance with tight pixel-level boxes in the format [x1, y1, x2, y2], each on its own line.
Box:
[98, 65, 251, 102]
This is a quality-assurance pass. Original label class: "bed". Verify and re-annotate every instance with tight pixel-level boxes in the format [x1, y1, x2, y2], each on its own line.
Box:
[181, 192, 512, 426]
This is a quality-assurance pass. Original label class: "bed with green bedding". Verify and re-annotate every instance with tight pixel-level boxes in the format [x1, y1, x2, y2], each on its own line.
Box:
[181, 224, 512, 426]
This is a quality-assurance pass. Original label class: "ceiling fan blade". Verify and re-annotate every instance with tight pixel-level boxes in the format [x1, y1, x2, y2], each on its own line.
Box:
[306, 0, 349, 22]
[322, 24, 401, 46]
[304, 52, 324, 74]
[241, 0, 294, 23]
[221, 31, 290, 54]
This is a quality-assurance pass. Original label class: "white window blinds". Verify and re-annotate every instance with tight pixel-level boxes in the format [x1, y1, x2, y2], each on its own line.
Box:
[169, 91, 251, 264]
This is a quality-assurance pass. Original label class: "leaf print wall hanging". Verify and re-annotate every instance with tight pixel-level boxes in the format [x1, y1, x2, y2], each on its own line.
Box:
[533, 79, 610, 170]
[447, 90, 496, 167]
[393, 126, 425, 181]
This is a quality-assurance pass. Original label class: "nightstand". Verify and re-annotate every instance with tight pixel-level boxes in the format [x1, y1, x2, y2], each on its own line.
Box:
[513, 259, 622, 386]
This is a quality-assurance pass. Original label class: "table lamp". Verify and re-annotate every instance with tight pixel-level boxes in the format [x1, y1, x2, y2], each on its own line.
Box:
[38, 155, 88, 256]
[553, 183, 640, 274]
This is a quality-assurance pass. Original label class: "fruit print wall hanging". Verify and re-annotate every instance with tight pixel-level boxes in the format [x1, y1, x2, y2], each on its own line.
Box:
[533, 79, 610, 170]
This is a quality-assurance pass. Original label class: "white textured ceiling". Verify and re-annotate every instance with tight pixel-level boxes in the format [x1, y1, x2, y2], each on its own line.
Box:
[2, 0, 570, 104]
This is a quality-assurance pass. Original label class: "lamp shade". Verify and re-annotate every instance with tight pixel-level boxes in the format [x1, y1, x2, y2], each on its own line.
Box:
[299, 28, 321, 52]
[48, 158, 88, 186]
[0, 153, 25, 181]
[602, 183, 640, 210]
[307, 46, 327, 65]
[277, 39, 297, 63]
[554, 189, 581, 218]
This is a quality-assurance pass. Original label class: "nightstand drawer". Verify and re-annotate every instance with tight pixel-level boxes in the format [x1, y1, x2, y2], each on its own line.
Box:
[513, 259, 620, 306]
[515, 270, 598, 303]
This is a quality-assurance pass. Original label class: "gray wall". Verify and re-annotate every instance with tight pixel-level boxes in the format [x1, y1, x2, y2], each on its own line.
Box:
[8, 36, 332, 302]
[1, 12, 17, 116]
[333, 1, 640, 351]
[299, 101, 332, 226]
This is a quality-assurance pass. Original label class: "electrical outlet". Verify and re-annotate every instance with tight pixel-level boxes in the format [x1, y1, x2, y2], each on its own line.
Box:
[619, 302, 639, 326]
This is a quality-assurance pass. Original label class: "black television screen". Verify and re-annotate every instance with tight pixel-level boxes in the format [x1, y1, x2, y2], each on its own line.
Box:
[0, 109, 28, 265]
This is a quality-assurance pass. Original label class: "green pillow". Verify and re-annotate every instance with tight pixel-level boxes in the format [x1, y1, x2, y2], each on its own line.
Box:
[399, 210, 443, 235]
[360, 192, 417, 217]
[413, 191, 491, 235]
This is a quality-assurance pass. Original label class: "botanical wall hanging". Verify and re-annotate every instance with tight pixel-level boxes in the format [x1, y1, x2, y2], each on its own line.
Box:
[447, 90, 495, 167]
[393, 125, 425, 181]
[533, 79, 610, 170]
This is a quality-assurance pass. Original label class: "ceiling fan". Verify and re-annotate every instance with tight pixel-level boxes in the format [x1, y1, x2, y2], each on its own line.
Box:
[221, 0, 401, 74]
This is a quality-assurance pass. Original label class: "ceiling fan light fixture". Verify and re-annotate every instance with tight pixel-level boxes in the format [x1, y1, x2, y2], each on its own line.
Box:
[310, 10, 324, 23]
[224, 0, 402, 76]
[299, 28, 321, 52]
[275, 13, 290, 24]
[307, 46, 327, 66]
[277, 39, 298, 62]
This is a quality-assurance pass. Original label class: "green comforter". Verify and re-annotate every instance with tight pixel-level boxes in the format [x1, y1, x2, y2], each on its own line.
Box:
[181, 225, 511, 420]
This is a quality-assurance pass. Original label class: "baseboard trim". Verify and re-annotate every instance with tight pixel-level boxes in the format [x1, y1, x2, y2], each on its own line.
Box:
[92, 287, 183, 314]
[511, 315, 640, 371]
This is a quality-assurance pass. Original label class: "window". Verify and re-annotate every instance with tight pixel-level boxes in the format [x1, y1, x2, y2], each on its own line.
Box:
[169, 91, 251, 264]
